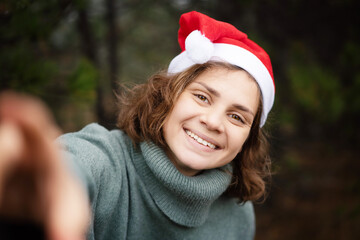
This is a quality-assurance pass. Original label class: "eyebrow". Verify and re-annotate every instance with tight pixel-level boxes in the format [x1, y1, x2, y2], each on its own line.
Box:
[194, 81, 255, 117]
[196, 81, 220, 97]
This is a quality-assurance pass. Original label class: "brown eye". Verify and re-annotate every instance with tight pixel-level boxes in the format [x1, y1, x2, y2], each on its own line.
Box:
[195, 94, 209, 103]
[229, 114, 244, 123]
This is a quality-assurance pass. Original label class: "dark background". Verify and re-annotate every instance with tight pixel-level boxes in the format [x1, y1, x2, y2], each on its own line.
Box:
[1, 0, 359, 239]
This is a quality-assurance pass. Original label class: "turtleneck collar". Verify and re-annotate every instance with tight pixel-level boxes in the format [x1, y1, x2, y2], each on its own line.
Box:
[132, 141, 232, 227]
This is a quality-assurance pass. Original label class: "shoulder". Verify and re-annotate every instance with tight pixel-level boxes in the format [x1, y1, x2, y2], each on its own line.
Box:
[58, 123, 133, 161]
[59, 123, 130, 147]
[214, 196, 254, 216]
[210, 197, 255, 239]
[236, 200, 255, 219]
[232, 201, 255, 238]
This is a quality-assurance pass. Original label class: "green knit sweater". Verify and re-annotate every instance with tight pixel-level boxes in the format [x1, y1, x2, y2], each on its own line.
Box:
[58, 123, 255, 240]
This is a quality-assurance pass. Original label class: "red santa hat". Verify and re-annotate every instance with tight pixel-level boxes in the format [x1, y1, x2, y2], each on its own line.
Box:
[168, 11, 275, 127]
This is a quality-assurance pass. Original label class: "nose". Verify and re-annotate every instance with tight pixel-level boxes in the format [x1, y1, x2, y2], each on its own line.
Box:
[199, 108, 225, 133]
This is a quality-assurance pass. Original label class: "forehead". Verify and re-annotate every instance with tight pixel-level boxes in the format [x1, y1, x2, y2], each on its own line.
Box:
[194, 65, 252, 83]
[192, 67, 258, 92]
[189, 67, 260, 111]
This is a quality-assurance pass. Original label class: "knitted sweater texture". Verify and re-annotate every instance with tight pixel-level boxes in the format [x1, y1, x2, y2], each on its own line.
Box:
[58, 123, 255, 240]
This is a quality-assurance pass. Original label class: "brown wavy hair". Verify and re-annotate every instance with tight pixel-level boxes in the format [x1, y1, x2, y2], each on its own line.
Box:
[116, 61, 271, 202]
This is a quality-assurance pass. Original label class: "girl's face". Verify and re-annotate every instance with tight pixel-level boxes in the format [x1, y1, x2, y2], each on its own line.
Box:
[163, 67, 260, 176]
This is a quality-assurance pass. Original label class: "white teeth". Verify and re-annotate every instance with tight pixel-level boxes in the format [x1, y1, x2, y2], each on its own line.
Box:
[185, 130, 216, 149]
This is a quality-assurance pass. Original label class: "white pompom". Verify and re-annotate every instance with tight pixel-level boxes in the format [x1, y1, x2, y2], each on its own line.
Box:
[185, 30, 214, 64]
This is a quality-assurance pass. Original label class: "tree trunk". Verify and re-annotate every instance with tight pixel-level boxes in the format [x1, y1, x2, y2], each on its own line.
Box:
[76, 7, 110, 128]
[105, 0, 119, 93]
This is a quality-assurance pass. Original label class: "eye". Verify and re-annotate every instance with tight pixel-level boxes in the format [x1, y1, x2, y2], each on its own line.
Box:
[229, 114, 245, 123]
[195, 94, 209, 103]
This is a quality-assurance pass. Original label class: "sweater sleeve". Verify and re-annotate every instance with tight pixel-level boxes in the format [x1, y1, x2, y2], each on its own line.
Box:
[57, 123, 123, 204]
[57, 124, 134, 240]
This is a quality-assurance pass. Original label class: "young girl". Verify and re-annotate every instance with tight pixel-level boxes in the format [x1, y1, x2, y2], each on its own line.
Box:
[0, 11, 274, 240]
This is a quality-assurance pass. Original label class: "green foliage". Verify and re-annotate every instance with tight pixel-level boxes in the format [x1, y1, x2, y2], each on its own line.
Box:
[283, 152, 302, 171]
[0, 42, 58, 94]
[287, 42, 345, 124]
[0, 0, 63, 95]
[3, 0, 61, 38]
[349, 74, 360, 113]
[68, 58, 97, 102]
[119, 5, 179, 83]
[341, 41, 360, 68]
[73, 0, 90, 10]
[340, 41, 360, 114]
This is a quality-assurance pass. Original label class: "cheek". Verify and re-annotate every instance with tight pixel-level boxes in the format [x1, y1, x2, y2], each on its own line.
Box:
[163, 113, 177, 140]
[229, 130, 250, 155]
[169, 96, 196, 121]
[162, 99, 187, 140]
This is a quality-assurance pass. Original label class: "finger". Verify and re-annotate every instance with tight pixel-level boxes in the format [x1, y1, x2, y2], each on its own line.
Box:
[0, 92, 63, 221]
[0, 121, 24, 165]
[0, 91, 61, 141]
[0, 120, 53, 222]
[0, 122, 24, 204]
[0, 91, 61, 170]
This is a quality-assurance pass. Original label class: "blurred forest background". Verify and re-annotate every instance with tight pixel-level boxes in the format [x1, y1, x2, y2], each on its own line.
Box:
[1, 0, 359, 239]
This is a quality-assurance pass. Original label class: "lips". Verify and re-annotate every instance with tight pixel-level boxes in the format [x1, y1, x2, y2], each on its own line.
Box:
[185, 129, 219, 149]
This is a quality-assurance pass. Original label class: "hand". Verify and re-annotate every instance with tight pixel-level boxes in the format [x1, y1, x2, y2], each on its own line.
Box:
[0, 92, 90, 240]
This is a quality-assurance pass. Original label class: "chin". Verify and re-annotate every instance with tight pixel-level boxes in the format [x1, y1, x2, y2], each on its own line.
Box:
[176, 156, 211, 172]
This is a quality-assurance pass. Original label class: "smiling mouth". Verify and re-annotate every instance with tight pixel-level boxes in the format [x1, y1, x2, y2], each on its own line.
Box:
[185, 130, 218, 149]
